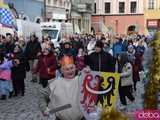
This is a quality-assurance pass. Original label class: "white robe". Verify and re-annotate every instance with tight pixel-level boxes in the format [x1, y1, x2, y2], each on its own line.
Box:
[49, 76, 83, 120]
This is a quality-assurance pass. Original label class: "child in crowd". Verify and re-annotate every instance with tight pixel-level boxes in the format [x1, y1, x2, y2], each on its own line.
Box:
[11, 45, 30, 96]
[76, 48, 86, 71]
[118, 53, 135, 106]
[0, 53, 13, 100]
[35, 46, 57, 88]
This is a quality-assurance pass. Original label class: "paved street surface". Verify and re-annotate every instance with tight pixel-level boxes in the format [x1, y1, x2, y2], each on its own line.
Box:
[0, 73, 55, 120]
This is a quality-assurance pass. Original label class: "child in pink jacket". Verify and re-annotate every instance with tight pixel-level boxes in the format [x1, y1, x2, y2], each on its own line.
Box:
[0, 54, 13, 100]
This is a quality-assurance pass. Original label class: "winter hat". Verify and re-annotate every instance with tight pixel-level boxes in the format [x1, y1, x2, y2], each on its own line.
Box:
[64, 42, 71, 45]
[95, 40, 104, 48]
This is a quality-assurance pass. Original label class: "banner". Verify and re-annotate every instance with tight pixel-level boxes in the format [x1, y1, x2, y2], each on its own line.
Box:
[80, 71, 120, 119]
[0, 3, 16, 28]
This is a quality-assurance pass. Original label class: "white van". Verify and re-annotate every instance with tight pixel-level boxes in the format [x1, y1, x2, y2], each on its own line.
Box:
[40, 22, 73, 47]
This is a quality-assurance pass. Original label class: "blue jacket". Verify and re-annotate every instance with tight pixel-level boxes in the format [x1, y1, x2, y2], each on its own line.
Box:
[112, 41, 125, 58]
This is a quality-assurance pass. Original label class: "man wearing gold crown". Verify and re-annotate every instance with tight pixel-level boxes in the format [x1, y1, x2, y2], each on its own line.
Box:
[39, 55, 85, 120]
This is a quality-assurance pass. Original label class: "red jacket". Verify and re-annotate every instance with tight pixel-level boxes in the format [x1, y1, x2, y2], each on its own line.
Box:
[36, 52, 57, 79]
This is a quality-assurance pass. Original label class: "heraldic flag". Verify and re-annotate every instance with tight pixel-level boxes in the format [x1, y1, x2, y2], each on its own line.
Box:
[0, 2, 15, 27]
[80, 71, 120, 120]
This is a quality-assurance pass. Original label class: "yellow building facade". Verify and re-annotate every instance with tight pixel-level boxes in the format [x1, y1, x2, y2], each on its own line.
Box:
[0, 0, 4, 3]
[144, 0, 160, 34]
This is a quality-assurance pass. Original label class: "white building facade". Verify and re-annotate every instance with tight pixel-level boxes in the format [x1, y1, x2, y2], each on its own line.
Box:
[45, 0, 71, 21]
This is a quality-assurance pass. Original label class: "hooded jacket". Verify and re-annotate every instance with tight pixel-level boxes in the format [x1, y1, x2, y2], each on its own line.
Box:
[36, 52, 57, 79]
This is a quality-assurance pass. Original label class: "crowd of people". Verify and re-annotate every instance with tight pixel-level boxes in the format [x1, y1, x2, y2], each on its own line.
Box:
[0, 32, 152, 119]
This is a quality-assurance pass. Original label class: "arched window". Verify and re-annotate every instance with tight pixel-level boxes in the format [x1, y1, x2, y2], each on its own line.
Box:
[127, 25, 136, 34]
[128, 25, 136, 31]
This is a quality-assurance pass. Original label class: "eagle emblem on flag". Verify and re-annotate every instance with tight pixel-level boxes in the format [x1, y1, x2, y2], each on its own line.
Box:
[80, 71, 120, 119]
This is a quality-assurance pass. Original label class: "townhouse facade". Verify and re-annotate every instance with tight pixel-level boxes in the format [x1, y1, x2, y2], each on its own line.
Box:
[71, 0, 94, 33]
[92, 0, 145, 35]
[144, 0, 160, 34]
[45, 0, 71, 21]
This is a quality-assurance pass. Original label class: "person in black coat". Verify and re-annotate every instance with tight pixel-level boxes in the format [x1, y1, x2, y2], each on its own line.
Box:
[11, 45, 30, 96]
[24, 34, 41, 82]
[59, 42, 77, 60]
[5, 33, 15, 54]
[25, 34, 41, 60]
[85, 40, 116, 72]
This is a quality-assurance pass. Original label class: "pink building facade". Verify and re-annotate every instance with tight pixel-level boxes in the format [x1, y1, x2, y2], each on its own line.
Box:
[92, 0, 145, 35]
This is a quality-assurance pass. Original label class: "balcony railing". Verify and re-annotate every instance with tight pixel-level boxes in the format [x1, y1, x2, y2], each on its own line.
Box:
[78, 0, 93, 4]
[77, 3, 93, 13]
[71, 0, 94, 12]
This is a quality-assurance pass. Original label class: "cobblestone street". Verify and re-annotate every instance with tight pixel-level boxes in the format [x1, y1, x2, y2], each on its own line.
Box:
[0, 73, 55, 120]
[1, 0, 160, 119]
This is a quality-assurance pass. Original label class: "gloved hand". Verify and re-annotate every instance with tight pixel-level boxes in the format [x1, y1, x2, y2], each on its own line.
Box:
[42, 107, 50, 116]
[83, 66, 91, 73]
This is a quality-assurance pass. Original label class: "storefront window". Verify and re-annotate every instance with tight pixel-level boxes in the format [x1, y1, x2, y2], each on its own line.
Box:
[48, 0, 51, 5]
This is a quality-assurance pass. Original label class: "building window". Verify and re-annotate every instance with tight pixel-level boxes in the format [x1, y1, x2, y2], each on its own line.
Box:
[54, 0, 57, 6]
[94, 3, 96, 13]
[148, 0, 155, 9]
[59, 0, 62, 6]
[64, 1, 66, 7]
[119, 2, 125, 13]
[105, 2, 111, 13]
[48, 0, 51, 5]
[130, 1, 137, 13]
[67, 1, 70, 8]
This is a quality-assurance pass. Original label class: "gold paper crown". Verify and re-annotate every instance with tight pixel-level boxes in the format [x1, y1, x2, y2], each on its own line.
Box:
[60, 55, 74, 66]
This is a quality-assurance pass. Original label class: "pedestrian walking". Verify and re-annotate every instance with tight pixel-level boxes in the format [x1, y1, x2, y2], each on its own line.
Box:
[76, 48, 86, 71]
[39, 55, 85, 120]
[35, 45, 57, 88]
[117, 53, 135, 106]
[11, 45, 30, 96]
[0, 53, 13, 100]
[85, 40, 116, 72]
[25, 34, 41, 82]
